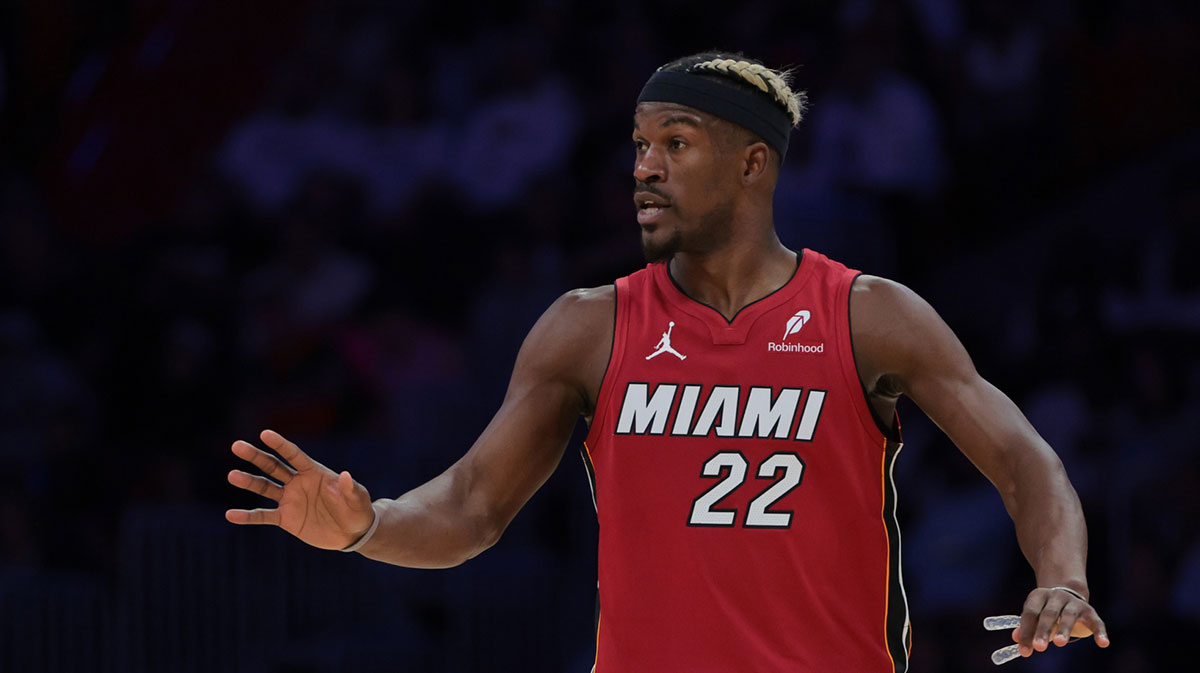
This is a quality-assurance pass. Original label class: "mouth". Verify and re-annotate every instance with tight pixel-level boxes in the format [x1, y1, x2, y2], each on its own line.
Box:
[637, 204, 669, 225]
[635, 193, 671, 226]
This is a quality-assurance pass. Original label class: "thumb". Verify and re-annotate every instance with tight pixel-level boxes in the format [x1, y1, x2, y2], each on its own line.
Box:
[338, 470, 370, 507]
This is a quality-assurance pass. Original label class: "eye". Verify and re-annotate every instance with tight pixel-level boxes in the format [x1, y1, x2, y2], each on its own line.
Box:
[633, 139, 648, 152]
[669, 138, 686, 150]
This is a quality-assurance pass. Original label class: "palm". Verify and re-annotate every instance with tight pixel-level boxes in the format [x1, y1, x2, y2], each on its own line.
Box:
[276, 469, 364, 548]
[226, 430, 375, 551]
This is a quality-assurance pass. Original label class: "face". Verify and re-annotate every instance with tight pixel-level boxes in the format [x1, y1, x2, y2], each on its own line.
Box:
[632, 102, 743, 263]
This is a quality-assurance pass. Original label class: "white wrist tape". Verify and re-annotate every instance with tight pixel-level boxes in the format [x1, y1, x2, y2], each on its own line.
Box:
[340, 502, 381, 553]
[1044, 585, 1088, 602]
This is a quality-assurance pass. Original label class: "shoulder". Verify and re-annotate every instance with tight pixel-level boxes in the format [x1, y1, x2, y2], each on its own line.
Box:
[513, 286, 615, 411]
[850, 274, 946, 342]
[539, 285, 616, 338]
[850, 275, 971, 387]
[850, 274, 927, 319]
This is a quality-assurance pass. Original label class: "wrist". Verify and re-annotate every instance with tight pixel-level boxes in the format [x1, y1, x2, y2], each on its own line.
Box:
[1036, 577, 1089, 601]
[1042, 585, 1088, 602]
[340, 501, 381, 553]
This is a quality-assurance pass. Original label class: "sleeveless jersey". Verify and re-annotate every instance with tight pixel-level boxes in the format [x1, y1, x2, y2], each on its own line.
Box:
[582, 249, 910, 672]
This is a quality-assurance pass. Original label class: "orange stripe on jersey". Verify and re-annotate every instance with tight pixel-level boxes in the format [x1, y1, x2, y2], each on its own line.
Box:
[581, 442, 598, 511]
[591, 612, 602, 673]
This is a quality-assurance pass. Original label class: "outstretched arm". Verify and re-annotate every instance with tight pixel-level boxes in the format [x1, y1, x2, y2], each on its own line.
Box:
[227, 286, 614, 569]
[850, 275, 1110, 659]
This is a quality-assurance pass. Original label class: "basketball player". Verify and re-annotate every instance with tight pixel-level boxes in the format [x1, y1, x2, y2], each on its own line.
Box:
[226, 52, 1109, 670]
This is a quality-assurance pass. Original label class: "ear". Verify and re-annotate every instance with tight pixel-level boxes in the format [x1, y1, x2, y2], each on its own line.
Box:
[741, 141, 771, 186]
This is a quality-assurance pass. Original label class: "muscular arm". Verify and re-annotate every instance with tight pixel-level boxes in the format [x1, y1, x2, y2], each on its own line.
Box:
[357, 286, 614, 568]
[850, 275, 1108, 656]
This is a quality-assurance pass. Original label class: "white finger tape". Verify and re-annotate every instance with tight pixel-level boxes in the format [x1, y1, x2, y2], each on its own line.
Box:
[983, 615, 1021, 631]
[991, 644, 1021, 666]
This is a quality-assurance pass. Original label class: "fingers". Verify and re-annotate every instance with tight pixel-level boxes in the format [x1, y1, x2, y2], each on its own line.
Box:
[1016, 589, 1049, 656]
[1076, 607, 1110, 648]
[227, 469, 284, 501]
[1053, 599, 1083, 646]
[231, 439, 296, 483]
[1031, 591, 1068, 653]
[225, 507, 281, 526]
[260, 429, 315, 471]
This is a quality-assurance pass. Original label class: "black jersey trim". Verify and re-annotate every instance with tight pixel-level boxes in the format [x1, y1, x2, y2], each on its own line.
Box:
[580, 443, 598, 512]
[580, 284, 616, 514]
[583, 283, 620, 446]
[847, 273, 902, 442]
[589, 284, 618, 416]
[665, 249, 803, 325]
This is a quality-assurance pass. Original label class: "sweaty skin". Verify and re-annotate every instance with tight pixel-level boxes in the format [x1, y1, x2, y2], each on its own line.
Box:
[227, 101, 1108, 662]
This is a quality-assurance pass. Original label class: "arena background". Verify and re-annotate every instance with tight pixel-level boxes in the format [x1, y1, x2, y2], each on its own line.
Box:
[2, 1, 1199, 671]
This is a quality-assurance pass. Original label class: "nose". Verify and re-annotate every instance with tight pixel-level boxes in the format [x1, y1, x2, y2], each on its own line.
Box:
[634, 145, 666, 183]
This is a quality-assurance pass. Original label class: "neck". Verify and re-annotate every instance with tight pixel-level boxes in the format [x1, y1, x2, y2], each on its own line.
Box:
[668, 226, 796, 321]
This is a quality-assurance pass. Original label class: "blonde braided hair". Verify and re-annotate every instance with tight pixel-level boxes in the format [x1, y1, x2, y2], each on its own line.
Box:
[687, 57, 807, 126]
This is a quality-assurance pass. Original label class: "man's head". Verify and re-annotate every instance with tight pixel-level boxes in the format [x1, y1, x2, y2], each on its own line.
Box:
[632, 52, 807, 263]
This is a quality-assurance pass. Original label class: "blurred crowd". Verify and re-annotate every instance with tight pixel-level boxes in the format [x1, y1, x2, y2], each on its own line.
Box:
[1, 0, 1198, 671]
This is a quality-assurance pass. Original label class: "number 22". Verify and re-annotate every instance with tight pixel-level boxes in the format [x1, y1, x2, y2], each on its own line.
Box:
[688, 451, 806, 528]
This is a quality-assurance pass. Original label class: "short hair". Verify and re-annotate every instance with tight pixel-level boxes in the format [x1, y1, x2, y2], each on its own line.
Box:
[657, 51, 808, 128]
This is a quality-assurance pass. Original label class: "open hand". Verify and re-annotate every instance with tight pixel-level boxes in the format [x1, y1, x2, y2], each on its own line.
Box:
[225, 429, 375, 550]
[1013, 586, 1110, 657]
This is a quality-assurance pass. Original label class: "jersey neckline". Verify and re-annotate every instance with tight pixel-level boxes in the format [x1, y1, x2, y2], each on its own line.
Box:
[654, 248, 817, 345]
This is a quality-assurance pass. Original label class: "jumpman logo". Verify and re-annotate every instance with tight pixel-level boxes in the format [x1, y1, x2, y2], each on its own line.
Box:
[646, 321, 686, 361]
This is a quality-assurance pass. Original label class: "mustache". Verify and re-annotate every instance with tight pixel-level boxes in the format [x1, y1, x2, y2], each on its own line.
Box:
[633, 182, 671, 200]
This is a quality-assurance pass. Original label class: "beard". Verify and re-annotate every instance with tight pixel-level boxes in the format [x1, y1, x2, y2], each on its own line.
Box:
[641, 199, 734, 263]
[641, 225, 683, 263]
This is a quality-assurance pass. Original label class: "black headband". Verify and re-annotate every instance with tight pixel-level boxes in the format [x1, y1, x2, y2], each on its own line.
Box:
[636, 69, 792, 157]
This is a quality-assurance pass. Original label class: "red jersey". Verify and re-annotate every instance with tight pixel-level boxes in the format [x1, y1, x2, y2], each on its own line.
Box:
[582, 249, 910, 672]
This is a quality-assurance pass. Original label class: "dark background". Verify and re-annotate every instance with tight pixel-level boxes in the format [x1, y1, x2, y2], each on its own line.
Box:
[2, 0, 1199, 671]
